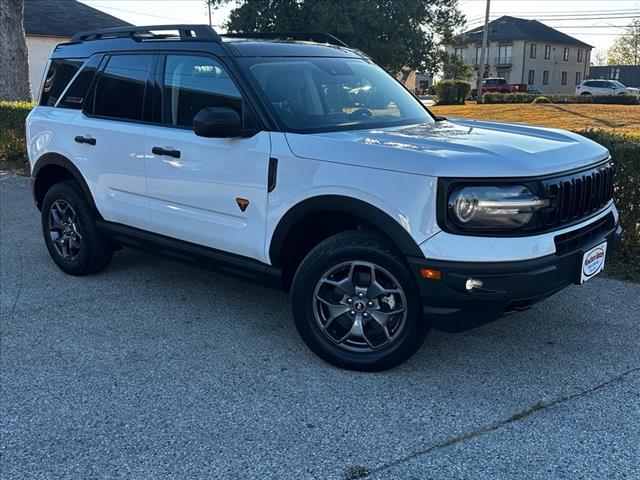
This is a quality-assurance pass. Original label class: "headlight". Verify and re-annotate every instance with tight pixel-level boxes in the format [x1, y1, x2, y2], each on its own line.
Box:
[448, 185, 549, 229]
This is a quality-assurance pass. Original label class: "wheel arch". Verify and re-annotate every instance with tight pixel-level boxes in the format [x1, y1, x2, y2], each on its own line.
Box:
[269, 195, 423, 272]
[32, 153, 98, 214]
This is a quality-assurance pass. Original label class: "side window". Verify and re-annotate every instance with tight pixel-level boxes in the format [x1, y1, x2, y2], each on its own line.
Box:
[93, 54, 152, 121]
[58, 55, 102, 109]
[40, 58, 84, 106]
[163, 55, 242, 128]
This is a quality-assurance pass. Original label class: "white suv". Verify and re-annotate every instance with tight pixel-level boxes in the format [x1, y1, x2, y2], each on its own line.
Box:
[27, 25, 621, 371]
[576, 79, 640, 96]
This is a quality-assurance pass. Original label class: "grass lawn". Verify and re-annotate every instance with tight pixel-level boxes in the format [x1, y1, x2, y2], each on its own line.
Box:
[430, 103, 640, 137]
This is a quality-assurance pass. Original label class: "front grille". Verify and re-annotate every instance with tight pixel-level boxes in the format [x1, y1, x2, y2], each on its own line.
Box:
[543, 162, 615, 228]
[554, 212, 615, 254]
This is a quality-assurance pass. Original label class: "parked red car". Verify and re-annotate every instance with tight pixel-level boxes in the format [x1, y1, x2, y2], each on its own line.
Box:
[471, 78, 527, 98]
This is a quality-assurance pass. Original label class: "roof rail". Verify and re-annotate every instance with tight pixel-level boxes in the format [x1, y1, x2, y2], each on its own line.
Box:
[70, 24, 221, 42]
[222, 32, 348, 47]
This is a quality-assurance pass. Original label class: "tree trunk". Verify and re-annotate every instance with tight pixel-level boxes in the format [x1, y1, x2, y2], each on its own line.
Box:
[0, 0, 32, 101]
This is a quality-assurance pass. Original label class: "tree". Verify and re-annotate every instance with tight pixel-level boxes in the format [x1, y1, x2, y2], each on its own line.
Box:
[208, 0, 464, 75]
[606, 20, 640, 66]
[0, 0, 32, 101]
[441, 53, 473, 80]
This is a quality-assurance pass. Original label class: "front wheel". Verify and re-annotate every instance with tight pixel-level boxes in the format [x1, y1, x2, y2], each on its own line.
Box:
[291, 230, 427, 371]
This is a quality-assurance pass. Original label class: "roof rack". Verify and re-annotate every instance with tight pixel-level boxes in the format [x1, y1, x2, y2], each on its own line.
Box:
[222, 32, 348, 47]
[70, 24, 221, 42]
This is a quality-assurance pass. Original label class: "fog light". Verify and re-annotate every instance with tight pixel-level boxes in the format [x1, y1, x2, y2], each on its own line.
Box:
[465, 278, 483, 291]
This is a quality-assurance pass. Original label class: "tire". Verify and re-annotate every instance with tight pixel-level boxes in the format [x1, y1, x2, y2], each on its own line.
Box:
[41, 180, 113, 276]
[581, 91, 591, 96]
[291, 230, 427, 371]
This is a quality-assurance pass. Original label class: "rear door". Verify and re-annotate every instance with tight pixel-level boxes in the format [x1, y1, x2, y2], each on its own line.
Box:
[144, 53, 271, 262]
[70, 53, 153, 230]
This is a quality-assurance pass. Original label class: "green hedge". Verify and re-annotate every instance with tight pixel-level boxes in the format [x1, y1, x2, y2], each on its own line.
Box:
[0, 101, 34, 175]
[434, 80, 471, 105]
[577, 130, 640, 281]
[482, 92, 640, 104]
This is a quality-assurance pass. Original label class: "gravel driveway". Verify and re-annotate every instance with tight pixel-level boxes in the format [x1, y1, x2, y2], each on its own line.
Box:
[1, 172, 639, 479]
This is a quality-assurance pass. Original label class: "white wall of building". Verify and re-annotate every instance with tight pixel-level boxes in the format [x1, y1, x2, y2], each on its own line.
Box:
[26, 35, 67, 99]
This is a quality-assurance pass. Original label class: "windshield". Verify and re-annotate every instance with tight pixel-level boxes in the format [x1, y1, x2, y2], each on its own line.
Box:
[610, 80, 626, 88]
[238, 57, 433, 133]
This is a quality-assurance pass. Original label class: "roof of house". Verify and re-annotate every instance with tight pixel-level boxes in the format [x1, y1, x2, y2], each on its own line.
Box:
[24, 0, 131, 38]
[453, 15, 592, 48]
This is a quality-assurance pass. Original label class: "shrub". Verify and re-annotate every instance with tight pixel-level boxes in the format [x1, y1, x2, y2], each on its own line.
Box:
[0, 101, 34, 175]
[434, 80, 471, 105]
[577, 130, 640, 280]
[481, 92, 639, 105]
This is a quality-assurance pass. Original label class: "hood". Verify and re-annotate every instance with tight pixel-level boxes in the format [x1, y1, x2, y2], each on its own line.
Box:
[626, 87, 639, 94]
[285, 119, 609, 178]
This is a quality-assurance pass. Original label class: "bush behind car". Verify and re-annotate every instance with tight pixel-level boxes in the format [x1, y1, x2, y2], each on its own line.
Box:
[482, 92, 640, 105]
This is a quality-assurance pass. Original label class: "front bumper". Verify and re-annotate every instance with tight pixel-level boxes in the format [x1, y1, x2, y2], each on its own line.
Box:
[407, 216, 622, 331]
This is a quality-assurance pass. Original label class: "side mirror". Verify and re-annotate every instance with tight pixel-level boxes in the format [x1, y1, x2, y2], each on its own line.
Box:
[193, 107, 254, 138]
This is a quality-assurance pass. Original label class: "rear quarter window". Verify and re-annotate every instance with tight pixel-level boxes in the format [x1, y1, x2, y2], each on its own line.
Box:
[58, 55, 102, 110]
[40, 58, 84, 106]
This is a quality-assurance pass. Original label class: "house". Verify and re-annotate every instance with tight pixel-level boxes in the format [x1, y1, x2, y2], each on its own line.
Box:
[399, 71, 434, 95]
[24, 0, 130, 95]
[445, 16, 592, 94]
[589, 65, 640, 88]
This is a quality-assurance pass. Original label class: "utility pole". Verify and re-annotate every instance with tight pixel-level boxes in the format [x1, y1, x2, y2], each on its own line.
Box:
[208, 1, 212, 27]
[476, 0, 491, 104]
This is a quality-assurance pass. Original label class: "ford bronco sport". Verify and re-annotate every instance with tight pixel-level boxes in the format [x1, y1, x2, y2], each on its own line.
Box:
[26, 25, 622, 371]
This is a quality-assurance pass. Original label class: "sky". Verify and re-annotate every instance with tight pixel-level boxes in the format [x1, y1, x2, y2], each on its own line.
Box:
[79, 0, 640, 57]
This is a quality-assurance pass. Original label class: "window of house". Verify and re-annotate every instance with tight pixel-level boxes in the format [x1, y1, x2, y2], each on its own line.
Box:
[163, 55, 243, 128]
[530, 44, 537, 59]
[575, 72, 581, 85]
[544, 45, 551, 59]
[39, 58, 84, 107]
[475, 46, 489, 65]
[498, 45, 511, 64]
[528, 70, 535, 85]
[577, 49, 583, 62]
[563, 48, 569, 61]
[542, 70, 549, 85]
[561, 71, 567, 85]
[93, 54, 152, 121]
[454, 47, 466, 61]
[497, 69, 510, 82]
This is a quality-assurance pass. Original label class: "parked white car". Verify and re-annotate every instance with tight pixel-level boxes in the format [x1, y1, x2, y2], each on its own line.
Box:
[576, 79, 640, 96]
[26, 25, 622, 371]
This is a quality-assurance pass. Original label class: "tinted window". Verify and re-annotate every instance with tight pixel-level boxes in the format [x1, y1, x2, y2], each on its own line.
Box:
[58, 55, 102, 109]
[240, 57, 431, 133]
[163, 55, 242, 127]
[40, 58, 84, 106]
[93, 55, 152, 120]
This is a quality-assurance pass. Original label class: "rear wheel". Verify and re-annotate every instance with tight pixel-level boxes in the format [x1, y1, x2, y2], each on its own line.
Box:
[41, 181, 112, 276]
[580, 91, 592, 95]
[291, 230, 427, 371]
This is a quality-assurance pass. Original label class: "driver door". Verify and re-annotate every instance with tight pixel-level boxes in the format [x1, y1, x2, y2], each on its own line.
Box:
[144, 53, 271, 262]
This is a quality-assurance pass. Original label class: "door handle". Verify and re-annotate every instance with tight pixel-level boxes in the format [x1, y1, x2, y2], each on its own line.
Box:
[152, 146, 181, 159]
[74, 135, 96, 145]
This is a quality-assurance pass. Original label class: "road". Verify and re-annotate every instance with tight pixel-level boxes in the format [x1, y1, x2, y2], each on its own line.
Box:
[1, 172, 639, 480]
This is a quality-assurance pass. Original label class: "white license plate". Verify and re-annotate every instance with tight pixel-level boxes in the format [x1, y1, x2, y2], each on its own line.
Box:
[580, 241, 607, 284]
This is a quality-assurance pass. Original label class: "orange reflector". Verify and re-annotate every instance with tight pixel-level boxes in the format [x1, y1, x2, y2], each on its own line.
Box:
[420, 268, 441, 280]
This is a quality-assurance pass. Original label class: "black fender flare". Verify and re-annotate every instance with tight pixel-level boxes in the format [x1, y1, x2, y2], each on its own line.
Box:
[31, 152, 98, 213]
[268, 195, 424, 266]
